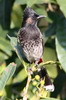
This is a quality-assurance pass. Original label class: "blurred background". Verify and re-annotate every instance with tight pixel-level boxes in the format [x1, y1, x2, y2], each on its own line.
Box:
[0, 0, 66, 100]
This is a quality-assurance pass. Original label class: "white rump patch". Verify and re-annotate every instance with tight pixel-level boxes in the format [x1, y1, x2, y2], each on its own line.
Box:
[44, 84, 55, 92]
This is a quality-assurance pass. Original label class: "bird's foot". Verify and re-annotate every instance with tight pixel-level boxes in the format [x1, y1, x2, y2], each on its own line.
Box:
[27, 67, 33, 75]
[34, 58, 43, 66]
[34, 58, 43, 71]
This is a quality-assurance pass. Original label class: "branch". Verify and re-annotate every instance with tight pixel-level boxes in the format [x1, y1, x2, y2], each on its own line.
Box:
[22, 73, 31, 100]
[39, 61, 60, 68]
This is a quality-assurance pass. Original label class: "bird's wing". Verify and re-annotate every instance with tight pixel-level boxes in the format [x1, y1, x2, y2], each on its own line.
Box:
[42, 36, 45, 50]
[17, 28, 28, 46]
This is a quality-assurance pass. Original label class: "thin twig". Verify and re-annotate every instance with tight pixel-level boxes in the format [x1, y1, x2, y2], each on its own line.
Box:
[22, 73, 31, 100]
[39, 61, 60, 68]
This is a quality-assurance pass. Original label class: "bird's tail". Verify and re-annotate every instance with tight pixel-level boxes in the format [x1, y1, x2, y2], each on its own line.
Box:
[38, 67, 54, 92]
[37, 58, 54, 92]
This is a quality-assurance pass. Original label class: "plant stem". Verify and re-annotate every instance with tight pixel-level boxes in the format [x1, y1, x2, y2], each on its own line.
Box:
[22, 73, 31, 100]
[39, 61, 60, 68]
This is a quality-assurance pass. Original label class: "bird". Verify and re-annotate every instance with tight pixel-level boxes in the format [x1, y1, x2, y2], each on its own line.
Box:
[18, 7, 54, 92]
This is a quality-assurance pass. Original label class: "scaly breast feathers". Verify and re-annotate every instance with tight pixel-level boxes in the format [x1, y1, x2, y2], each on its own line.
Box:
[23, 40, 43, 62]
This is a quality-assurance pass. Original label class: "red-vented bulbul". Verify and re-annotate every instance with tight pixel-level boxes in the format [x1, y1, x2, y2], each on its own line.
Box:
[18, 7, 54, 92]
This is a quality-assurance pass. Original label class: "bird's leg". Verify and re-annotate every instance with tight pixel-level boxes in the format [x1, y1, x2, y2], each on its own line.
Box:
[34, 58, 43, 71]
[27, 63, 33, 75]
[35, 58, 43, 65]
[34, 60, 39, 66]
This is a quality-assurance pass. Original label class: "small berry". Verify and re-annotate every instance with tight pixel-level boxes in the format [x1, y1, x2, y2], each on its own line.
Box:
[35, 75, 40, 80]
[32, 81, 37, 86]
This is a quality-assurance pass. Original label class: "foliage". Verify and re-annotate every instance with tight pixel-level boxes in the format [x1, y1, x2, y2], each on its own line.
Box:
[0, 0, 66, 100]
[0, 63, 16, 90]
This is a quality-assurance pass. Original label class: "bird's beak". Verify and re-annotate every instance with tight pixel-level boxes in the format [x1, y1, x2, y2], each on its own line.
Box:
[37, 15, 46, 19]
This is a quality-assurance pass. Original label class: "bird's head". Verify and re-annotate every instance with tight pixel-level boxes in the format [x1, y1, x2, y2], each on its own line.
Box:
[22, 7, 46, 26]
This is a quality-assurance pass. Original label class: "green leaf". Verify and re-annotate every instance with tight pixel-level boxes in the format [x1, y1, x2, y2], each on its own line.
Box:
[40, 98, 59, 100]
[11, 4, 23, 28]
[0, 26, 8, 38]
[15, 0, 27, 5]
[0, 62, 16, 90]
[15, 0, 36, 6]
[0, 37, 12, 56]
[0, 0, 14, 29]
[43, 47, 57, 78]
[0, 52, 9, 63]
[13, 68, 27, 83]
[31, 95, 58, 100]
[56, 18, 66, 72]
[0, 63, 5, 74]
[35, 7, 47, 16]
[1, 96, 11, 100]
[27, 0, 37, 7]
[15, 0, 40, 6]
[45, 22, 56, 37]
[15, 0, 57, 6]
[57, 0, 66, 17]
[15, 57, 21, 67]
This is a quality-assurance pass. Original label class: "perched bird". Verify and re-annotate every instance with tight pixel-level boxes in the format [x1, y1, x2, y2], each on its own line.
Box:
[18, 7, 54, 92]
